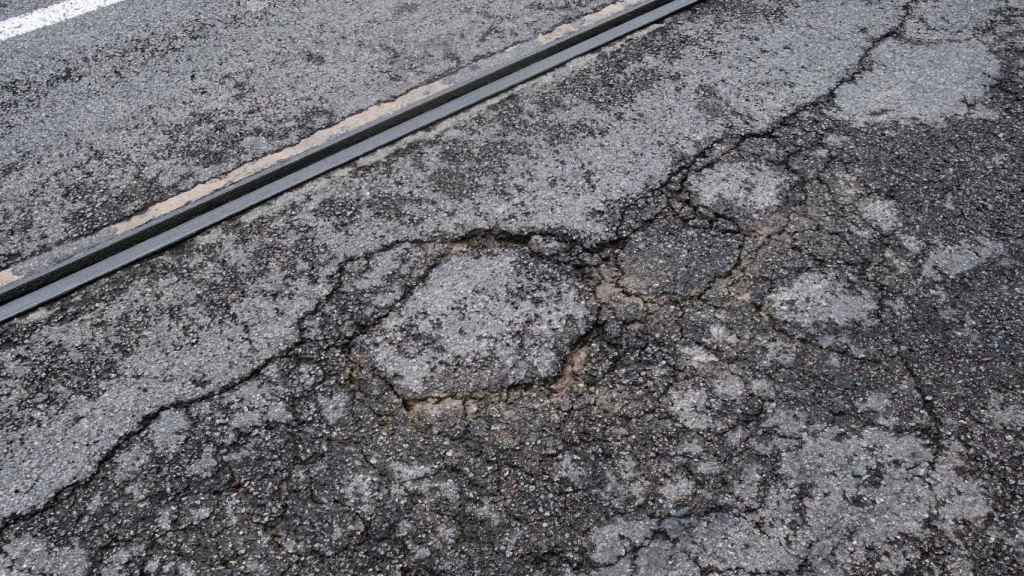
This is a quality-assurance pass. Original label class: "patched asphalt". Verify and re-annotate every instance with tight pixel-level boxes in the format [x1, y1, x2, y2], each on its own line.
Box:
[1, 0, 1023, 574]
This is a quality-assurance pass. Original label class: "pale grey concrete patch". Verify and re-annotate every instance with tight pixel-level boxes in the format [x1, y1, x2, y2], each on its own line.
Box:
[657, 477, 694, 503]
[112, 444, 150, 483]
[1, 535, 89, 576]
[589, 519, 657, 566]
[668, 385, 715, 431]
[922, 237, 1006, 279]
[226, 381, 294, 431]
[665, 0, 906, 125]
[95, 543, 146, 576]
[317, 392, 351, 426]
[389, 462, 435, 484]
[767, 271, 879, 327]
[986, 393, 1024, 430]
[690, 160, 791, 217]
[367, 248, 594, 400]
[149, 409, 189, 455]
[857, 196, 903, 232]
[906, 0, 1007, 41]
[554, 453, 587, 487]
[834, 38, 1000, 125]
[629, 540, 701, 576]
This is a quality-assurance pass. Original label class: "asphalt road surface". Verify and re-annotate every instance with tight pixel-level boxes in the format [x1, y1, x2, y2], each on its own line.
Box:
[0, 0, 622, 273]
[2, 0, 1023, 574]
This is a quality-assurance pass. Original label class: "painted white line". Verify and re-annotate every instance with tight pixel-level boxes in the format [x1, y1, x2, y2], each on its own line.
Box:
[0, 0, 128, 42]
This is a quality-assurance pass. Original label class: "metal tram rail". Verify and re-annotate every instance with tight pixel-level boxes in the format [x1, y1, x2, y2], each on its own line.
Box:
[0, 0, 703, 324]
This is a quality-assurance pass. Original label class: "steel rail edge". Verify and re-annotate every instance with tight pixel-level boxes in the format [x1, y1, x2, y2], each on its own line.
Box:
[0, 0, 703, 324]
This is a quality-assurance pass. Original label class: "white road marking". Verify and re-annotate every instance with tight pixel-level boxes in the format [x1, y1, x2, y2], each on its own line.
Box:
[0, 0, 128, 42]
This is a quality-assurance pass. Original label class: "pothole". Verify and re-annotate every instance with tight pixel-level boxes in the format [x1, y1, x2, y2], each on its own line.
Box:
[366, 247, 595, 400]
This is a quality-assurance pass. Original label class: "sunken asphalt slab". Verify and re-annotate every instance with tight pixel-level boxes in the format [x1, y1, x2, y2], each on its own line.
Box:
[2, 0, 1024, 574]
[0, 0, 623, 271]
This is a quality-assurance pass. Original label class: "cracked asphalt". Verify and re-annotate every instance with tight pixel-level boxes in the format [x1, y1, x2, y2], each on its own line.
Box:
[2, 0, 1024, 574]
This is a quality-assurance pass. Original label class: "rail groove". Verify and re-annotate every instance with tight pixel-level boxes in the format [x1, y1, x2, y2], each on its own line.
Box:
[0, 0, 703, 324]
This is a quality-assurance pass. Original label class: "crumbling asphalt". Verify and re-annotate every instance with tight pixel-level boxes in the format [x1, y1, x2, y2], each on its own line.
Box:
[1, 0, 1022, 574]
